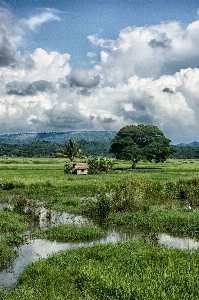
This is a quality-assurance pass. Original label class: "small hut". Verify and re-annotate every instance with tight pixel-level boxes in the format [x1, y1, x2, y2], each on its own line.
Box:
[74, 162, 89, 175]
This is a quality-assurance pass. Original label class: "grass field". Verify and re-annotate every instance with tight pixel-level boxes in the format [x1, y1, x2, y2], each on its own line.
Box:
[0, 158, 199, 199]
[1, 157, 199, 299]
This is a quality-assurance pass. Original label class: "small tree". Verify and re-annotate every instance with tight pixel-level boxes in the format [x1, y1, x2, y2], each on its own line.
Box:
[56, 139, 81, 162]
[110, 124, 175, 169]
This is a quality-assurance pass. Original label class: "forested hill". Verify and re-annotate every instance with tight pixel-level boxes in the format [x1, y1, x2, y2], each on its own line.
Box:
[0, 131, 199, 159]
[177, 141, 199, 147]
[0, 131, 117, 144]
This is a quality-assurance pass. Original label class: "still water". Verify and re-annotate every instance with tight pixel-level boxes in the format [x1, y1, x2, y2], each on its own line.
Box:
[1, 203, 199, 289]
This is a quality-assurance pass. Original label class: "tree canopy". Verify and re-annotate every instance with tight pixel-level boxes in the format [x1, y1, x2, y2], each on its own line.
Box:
[109, 124, 175, 168]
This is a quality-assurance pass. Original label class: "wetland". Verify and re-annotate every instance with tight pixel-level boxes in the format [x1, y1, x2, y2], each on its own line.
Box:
[1, 158, 199, 299]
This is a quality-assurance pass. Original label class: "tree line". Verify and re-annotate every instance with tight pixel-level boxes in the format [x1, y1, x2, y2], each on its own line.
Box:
[0, 127, 199, 160]
[0, 140, 113, 158]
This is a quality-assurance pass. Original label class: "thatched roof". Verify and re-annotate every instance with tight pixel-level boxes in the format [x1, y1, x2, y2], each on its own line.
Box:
[74, 163, 89, 170]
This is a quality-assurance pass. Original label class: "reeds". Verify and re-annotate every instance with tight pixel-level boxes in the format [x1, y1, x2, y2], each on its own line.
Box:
[84, 178, 199, 237]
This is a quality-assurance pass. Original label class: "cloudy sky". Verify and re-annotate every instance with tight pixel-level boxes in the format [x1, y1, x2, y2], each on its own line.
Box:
[1, 0, 199, 143]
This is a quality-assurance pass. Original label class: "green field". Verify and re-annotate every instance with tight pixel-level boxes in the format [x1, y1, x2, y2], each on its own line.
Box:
[1, 158, 199, 299]
[0, 158, 198, 198]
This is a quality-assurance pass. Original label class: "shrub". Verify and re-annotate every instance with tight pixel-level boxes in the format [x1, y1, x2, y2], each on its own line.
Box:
[88, 156, 114, 174]
[0, 181, 15, 190]
[64, 163, 76, 174]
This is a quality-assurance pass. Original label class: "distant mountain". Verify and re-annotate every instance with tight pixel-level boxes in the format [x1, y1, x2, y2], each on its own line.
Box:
[0, 131, 117, 144]
[177, 141, 199, 147]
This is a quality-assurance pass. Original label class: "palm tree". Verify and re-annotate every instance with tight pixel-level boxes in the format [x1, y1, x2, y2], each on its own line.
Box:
[56, 140, 81, 162]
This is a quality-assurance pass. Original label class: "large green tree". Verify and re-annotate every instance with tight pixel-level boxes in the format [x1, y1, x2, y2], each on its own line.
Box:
[110, 124, 175, 168]
[56, 139, 81, 162]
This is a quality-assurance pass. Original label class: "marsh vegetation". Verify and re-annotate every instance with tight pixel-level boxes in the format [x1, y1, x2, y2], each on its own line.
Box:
[1, 158, 199, 298]
[3, 241, 199, 300]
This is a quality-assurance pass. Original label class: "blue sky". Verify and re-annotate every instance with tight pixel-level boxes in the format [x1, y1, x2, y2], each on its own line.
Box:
[1, 0, 199, 143]
[6, 0, 199, 68]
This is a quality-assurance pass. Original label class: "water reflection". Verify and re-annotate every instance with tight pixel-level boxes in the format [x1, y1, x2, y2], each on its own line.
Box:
[31, 208, 92, 231]
[158, 233, 199, 250]
[0, 238, 81, 289]
[0, 201, 92, 232]
[0, 228, 143, 289]
[1, 202, 199, 290]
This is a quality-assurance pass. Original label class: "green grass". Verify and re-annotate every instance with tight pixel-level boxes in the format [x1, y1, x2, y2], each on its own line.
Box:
[1, 158, 199, 201]
[83, 176, 199, 238]
[33, 224, 105, 242]
[1, 158, 199, 233]
[0, 210, 27, 271]
[1, 158, 199, 298]
[111, 207, 199, 238]
[3, 241, 199, 299]
[49, 197, 85, 214]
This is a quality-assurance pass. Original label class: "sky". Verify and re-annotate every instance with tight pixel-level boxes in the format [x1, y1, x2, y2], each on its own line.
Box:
[1, 0, 199, 144]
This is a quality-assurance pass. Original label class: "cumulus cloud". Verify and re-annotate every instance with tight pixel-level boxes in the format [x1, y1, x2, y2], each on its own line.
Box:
[6, 80, 55, 96]
[0, 9, 17, 67]
[0, 36, 16, 67]
[91, 20, 199, 81]
[2, 8, 199, 143]
[45, 102, 90, 130]
[0, 7, 36, 69]
[87, 35, 113, 49]
[162, 87, 175, 94]
[148, 34, 171, 48]
[67, 69, 100, 88]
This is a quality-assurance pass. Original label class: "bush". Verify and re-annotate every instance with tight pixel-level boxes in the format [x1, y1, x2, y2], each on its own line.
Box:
[0, 181, 15, 190]
[64, 163, 76, 174]
[88, 156, 114, 174]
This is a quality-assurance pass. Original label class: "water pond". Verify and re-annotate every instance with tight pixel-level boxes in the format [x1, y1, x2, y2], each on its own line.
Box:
[1, 201, 199, 289]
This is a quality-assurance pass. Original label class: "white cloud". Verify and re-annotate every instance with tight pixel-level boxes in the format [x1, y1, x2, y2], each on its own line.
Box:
[67, 69, 100, 87]
[91, 20, 199, 83]
[87, 35, 113, 48]
[87, 52, 96, 58]
[23, 12, 60, 30]
[1, 9, 199, 143]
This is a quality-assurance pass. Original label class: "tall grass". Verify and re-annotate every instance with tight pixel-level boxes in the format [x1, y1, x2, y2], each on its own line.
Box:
[84, 177, 199, 237]
[85, 177, 199, 215]
[49, 197, 84, 213]
[1, 159, 199, 235]
[1, 159, 199, 298]
[113, 207, 199, 237]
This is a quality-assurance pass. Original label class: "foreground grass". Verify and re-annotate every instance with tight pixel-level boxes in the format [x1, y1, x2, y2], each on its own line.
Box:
[33, 224, 104, 242]
[2, 241, 199, 299]
[0, 211, 27, 271]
